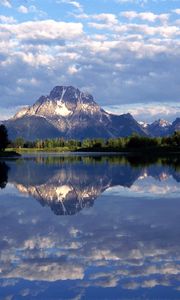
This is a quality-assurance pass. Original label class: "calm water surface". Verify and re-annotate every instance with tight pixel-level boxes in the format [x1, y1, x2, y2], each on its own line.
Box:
[0, 154, 180, 300]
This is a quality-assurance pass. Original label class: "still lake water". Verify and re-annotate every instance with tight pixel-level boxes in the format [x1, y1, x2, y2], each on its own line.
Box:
[0, 153, 180, 300]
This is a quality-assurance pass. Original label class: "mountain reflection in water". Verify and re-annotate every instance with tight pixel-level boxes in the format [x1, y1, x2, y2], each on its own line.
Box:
[0, 154, 180, 299]
[2, 155, 180, 216]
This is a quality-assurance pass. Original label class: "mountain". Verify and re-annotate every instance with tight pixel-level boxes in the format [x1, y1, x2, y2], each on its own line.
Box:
[147, 119, 172, 137]
[142, 118, 180, 137]
[4, 86, 146, 140]
[4, 116, 61, 141]
[170, 118, 180, 133]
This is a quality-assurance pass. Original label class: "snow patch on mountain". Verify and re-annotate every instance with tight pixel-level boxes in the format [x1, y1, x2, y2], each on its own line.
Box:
[138, 121, 148, 129]
[55, 101, 72, 117]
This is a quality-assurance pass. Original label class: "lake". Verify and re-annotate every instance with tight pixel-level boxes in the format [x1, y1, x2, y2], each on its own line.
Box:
[0, 153, 180, 300]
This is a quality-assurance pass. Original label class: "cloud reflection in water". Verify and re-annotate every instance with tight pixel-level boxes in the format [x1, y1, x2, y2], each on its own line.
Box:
[0, 155, 179, 299]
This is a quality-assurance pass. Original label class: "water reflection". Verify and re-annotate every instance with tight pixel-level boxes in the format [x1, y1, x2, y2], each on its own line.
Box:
[0, 155, 180, 299]
[5, 155, 180, 215]
[0, 162, 9, 189]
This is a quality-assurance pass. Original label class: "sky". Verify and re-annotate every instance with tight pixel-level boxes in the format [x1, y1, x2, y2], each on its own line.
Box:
[0, 0, 180, 122]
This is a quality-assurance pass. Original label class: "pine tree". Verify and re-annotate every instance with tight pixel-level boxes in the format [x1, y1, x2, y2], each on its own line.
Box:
[0, 125, 9, 151]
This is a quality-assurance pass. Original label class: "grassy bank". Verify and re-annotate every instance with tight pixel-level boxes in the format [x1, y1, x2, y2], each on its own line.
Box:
[7, 145, 180, 155]
[7, 147, 78, 153]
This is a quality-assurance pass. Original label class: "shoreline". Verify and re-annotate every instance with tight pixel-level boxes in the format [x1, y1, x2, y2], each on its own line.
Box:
[5, 148, 180, 158]
[0, 151, 21, 158]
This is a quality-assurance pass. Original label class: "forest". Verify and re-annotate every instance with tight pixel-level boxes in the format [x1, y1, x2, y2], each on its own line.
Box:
[8, 131, 180, 153]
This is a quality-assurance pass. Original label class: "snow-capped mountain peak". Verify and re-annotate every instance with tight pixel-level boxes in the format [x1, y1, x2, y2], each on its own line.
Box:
[151, 119, 171, 128]
[4, 85, 150, 140]
[147, 118, 172, 137]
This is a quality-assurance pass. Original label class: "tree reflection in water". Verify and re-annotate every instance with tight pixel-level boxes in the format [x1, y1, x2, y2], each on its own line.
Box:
[0, 162, 9, 189]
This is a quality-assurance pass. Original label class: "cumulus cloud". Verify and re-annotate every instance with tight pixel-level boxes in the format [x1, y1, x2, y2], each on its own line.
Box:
[0, 15, 16, 23]
[92, 13, 118, 25]
[103, 103, 180, 122]
[0, 0, 11, 8]
[0, 20, 83, 42]
[172, 9, 180, 15]
[0, 2, 179, 117]
[17, 4, 47, 17]
[121, 11, 169, 23]
[18, 5, 28, 14]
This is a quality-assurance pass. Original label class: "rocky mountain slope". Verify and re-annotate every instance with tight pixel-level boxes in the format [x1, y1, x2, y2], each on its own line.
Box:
[4, 86, 147, 140]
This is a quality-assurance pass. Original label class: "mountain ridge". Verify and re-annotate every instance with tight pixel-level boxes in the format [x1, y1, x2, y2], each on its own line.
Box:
[4, 85, 147, 140]
[3, 86, 179, 140]
[139, 118, 180, 137]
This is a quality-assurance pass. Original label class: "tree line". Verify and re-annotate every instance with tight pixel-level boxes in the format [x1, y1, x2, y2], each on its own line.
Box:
[8, 131, 180, 152]
[0, 123, 179, 153]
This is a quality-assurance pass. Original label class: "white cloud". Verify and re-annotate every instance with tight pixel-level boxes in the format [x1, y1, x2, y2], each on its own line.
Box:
[121, 11, 137, 19]
[92, 13, 118, 25]
[116, 0, 148, 5]
[57, 0, 83, 11]
[121, 11, 169, 23]
[0, 15, 16, 23]
[0, 8, 179, 112]
[0, 20, 83, 42]
[172, 9, 180, 15]
[18, 5, 28, 14]
[17, 77, 40, 87]
[68, 65, 79, 74]
[17, 4, 46, 17]
[103, 103, 180, 122]
[0, 0, 11, 8]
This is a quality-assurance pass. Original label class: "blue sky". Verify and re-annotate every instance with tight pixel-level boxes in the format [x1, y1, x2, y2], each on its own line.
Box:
[0, 0, 180, 121]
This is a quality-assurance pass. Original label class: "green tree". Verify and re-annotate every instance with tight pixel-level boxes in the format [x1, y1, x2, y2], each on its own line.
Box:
[82, 139, 92, 148]
[0, 125, 9, 151]
[14, 137, 25, 148]
[172, 131, 180, 147]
